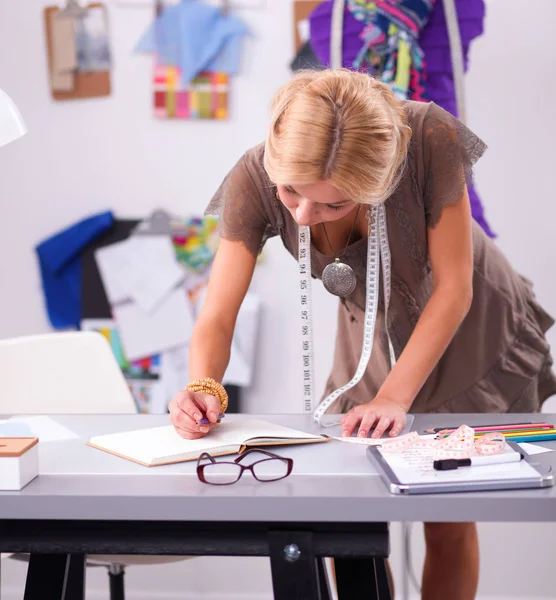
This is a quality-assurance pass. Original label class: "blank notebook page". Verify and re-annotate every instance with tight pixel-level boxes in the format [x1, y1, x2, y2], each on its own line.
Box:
[88, 419, 324, 465]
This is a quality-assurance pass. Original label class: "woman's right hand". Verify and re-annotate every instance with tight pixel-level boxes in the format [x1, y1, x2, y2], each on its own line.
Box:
[169, 390, 222, 439]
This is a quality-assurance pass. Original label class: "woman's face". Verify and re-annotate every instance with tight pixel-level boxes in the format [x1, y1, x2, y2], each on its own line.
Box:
[277, 181, 356, 227]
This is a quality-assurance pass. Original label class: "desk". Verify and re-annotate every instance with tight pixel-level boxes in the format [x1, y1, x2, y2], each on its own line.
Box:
[1, 413, 556, 600]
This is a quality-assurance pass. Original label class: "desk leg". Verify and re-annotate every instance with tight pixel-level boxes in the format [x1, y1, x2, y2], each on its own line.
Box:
[335, 558, 392, 600]
[65, 555, 86, 600]
[24, 554, 85, 600]
[269, 531, 323, 600]
[316, 558, 333, 600]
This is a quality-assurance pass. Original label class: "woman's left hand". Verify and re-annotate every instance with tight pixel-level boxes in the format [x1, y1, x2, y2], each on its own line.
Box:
[340, 396, 408, 439]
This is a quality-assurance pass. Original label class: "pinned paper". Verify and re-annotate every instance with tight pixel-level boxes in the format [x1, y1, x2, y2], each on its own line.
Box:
[95, 237, 186, 313]
[94, 235, 194, 361]
[50, 13, 78, 91]
[113, 287, 195, 361]
[192, 287, 261, 387]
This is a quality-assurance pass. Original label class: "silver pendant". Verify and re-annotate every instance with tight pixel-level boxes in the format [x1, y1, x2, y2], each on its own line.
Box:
[322, 258, 357, 297]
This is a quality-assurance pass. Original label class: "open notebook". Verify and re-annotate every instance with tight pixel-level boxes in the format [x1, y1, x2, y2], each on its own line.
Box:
[87, 419, 328, 466]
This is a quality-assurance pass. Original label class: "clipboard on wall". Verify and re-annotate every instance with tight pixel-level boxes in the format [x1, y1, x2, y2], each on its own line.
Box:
[44, 3, 111, 100]
[293, 1, 321, 53]
[367, 442, 554, 495]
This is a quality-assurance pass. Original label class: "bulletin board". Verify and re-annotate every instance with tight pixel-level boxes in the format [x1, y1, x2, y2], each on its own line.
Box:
[43, 3, 111, 101]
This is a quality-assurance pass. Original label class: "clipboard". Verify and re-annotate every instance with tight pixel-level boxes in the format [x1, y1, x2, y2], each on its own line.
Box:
[367, 441, 554, 495]
[293, 1, 321, 53]
[44, 3, 111, 101]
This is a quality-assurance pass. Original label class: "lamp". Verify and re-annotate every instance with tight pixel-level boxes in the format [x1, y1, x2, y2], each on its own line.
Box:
[0, 88, 27, 148]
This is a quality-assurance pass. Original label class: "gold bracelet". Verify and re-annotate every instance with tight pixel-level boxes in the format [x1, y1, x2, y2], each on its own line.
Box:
[185, 377, 229, 414]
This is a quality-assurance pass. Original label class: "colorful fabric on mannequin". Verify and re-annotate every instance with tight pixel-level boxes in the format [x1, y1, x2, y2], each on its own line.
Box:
[346, 0, 436, 100]
[307, 0, 495, 237]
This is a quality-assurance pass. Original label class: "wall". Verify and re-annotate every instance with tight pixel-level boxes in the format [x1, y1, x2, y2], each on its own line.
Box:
[1, 0, 556, 598]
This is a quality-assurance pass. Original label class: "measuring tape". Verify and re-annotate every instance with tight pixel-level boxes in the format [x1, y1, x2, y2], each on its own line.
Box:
[298, 226, 315, 414]
[380, 425, 506, 459]
[300, 203, 396, 425]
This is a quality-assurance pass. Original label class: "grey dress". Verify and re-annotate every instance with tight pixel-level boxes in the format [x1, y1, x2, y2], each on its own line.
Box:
[206, 101, 556, 415]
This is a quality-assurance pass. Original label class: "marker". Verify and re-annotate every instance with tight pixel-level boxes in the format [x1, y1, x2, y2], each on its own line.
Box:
[196, 414, 225, 426]
[433, 453, 523, 471]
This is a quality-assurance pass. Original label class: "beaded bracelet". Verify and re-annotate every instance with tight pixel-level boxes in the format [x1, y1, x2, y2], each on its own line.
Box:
[185, 377, 229, 414]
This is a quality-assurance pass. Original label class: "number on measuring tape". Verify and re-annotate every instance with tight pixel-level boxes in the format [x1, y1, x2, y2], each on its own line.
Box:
[298, 204, 396, 425]
[298, 225, 315, 414]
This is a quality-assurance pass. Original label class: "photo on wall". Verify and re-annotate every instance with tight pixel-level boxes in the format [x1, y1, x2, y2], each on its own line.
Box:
[74, 5, 112, 72]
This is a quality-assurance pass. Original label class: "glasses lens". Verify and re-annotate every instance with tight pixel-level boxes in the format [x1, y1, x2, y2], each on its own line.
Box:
[201, 463, 242, 485]
[252, 458, 290, 481]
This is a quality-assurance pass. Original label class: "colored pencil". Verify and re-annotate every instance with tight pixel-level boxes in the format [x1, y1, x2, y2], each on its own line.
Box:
[424, 422, 536, 434]
[476, 427, 555, 435]
[454, 423, 552, 434]
[463, 430, 556, 440]
[437, 427, 555, 440]
[502, 433, 556, 443]
[493, 430, 556, 439]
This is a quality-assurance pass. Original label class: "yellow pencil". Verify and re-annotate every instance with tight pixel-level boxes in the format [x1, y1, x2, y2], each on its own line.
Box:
[474, 429, 556, 439]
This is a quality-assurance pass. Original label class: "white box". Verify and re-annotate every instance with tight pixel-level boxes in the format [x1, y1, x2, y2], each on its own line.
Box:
[0, 438, 39, 491]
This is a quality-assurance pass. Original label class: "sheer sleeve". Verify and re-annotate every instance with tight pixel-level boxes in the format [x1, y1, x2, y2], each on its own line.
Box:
[422, 103, 487, 228]
[205, 152, 275, 257]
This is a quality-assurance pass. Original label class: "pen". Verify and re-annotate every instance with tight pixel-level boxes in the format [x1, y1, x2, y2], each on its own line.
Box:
[196, 414, 225, 426]
[433, 453, 522, 471]
[425, 422, 537, 434]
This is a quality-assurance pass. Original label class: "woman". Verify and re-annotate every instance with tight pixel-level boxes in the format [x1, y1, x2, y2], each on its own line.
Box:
[169, 69, 556, 599]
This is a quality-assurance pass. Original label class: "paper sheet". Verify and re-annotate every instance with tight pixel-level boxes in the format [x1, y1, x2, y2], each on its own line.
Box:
[5, 416, 79, 442]
[160, 339, 252, 391]
[377, 442, 541, 485]
[297, 19, 310, 44]
[50, 12, 78, 91]
[192, 287, 260, 387]
[329, 435, 383, 446]
[321, 414, 416, 434]
[160, 344, 189, 409]
[95, 239, 134, 305]
[96, 237, 186, 313]
[113, 287, 195, 361]
[518, 442, 554, 455]
[122, 237, 186, 313]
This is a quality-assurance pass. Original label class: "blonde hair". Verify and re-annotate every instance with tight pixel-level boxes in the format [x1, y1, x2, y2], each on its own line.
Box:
[264, 69, 412, 204]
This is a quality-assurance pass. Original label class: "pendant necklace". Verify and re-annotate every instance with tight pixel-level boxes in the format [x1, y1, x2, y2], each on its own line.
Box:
[321, 204, 361, 297]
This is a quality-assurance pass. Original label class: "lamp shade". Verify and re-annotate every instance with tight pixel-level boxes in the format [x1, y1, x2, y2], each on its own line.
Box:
[0, 88, 27, 148]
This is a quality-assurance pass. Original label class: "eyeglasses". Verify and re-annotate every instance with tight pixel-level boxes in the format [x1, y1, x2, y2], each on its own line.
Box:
[196, 449, 293, 485]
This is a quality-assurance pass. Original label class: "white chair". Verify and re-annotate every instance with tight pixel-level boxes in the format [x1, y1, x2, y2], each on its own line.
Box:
[0, 331, 190, 600]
